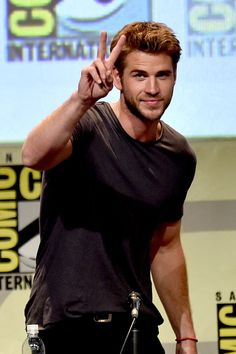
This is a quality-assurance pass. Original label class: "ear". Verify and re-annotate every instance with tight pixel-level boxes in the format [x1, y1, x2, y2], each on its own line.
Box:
[112, 67, 122, 91]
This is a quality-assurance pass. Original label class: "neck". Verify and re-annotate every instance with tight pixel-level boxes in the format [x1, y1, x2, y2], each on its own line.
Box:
[110, 100, 162, 142]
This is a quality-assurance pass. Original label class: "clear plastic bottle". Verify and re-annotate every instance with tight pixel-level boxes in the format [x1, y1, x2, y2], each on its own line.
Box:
[22, 324, 46, 354]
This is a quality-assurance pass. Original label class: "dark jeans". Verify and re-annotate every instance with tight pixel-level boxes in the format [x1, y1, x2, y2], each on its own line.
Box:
[39, 315, 165, 354]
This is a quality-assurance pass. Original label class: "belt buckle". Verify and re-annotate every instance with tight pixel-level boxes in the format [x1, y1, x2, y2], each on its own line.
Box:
[93, 313, 112, 323]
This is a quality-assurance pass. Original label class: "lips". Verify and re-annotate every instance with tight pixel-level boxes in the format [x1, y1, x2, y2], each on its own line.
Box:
[142, 99, 161, 107]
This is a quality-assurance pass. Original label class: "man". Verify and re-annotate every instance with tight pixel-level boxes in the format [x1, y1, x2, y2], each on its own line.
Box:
[22, 21, 198, 354]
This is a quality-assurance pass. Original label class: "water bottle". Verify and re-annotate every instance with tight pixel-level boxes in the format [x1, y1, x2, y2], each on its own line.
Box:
[22, 324, 46, 354]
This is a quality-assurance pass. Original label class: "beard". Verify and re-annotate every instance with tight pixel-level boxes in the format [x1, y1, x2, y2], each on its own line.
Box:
[123, 93, 170, 124]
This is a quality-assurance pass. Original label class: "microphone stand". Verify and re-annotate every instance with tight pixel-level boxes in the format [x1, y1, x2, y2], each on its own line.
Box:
[130, 321, 140, 354]
[119, 292, 142, 354]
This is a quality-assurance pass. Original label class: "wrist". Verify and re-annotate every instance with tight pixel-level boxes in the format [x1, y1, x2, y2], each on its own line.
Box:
[74, 88, 98, 112]
[175, 337, 198, 344]
[71, 91, 93, 111]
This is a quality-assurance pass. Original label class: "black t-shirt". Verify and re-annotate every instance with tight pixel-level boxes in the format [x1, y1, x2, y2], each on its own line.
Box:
[25, 102, 196, 328]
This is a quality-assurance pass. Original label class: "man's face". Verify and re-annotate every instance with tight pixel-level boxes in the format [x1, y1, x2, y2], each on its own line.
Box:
[114, 51, 176, 123]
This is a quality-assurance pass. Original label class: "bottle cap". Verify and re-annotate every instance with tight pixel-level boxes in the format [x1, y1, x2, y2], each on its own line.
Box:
[27, 324, 39, 335]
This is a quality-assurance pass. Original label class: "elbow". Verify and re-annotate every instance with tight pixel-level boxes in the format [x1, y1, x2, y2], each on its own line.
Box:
[21, 144, 32, 167]
[21, 143, 41, 170]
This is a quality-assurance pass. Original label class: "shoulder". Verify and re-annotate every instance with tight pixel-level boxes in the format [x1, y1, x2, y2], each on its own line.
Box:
[161, 121, 196, 161]
[71, 102, 115, 151]
[83, 101, 111, 120]
[72, 102, 110, 135]
[76, 102, 112, 131]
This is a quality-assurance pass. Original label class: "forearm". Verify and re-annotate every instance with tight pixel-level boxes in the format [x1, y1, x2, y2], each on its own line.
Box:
[21, 91, 90, 170]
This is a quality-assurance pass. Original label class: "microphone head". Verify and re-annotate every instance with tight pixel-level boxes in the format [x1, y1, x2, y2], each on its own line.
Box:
[128, 291, 142, 319]
[128, 291, 142, 302]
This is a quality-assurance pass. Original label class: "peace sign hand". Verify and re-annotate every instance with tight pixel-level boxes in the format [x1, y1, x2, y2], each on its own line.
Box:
[77, 31, 126, 107]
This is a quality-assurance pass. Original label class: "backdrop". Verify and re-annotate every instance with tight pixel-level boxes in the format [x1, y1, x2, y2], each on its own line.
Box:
[1, 0, 236, 142]
[0, 138, 235, 354]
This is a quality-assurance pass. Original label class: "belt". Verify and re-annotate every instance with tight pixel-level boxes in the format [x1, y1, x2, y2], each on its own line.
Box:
[93, 313, 113, 323]
[43, 313, 159, 332]
[92, 313, 159, 332]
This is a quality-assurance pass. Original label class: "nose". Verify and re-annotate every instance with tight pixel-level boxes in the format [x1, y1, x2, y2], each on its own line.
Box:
[145, 77, 160, 95]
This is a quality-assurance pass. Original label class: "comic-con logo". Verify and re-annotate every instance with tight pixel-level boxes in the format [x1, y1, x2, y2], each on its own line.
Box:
[7, 0, 126, 39]
[6, 0, 152, 62]
[187, 0, 236, 57]
[217, 303, 236, 354]
[0, 166, 41, 274]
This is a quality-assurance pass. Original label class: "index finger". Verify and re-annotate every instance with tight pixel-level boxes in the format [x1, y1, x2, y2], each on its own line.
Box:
[106, 34, 126, 69]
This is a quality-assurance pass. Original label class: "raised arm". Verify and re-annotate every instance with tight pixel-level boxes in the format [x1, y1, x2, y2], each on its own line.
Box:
[150, 219, 198, 354]
[21, 32, 126, 171]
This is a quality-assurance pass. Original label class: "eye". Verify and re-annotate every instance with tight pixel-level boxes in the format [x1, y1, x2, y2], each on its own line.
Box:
[157, 71, 171, 79]
[132, 72, 146, 80]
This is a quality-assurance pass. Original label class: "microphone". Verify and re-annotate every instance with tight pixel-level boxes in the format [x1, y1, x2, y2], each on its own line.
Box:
[128, 291, 142, 319]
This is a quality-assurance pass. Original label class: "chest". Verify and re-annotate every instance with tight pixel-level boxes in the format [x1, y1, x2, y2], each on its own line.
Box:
[81, 132, 187, 209]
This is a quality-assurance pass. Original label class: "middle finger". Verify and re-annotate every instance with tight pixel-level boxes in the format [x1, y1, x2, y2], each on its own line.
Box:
[97, 31, 107, 61]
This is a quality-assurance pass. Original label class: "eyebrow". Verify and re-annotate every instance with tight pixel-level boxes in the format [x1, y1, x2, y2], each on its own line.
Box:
[130, 69, 173, 75]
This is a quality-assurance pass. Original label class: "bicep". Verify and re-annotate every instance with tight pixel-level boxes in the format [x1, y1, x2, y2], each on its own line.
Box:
[44, 140, 73, 171]
[150, 219, 186, 291]
[33, 139, 73, 171]
[150, 219, 182, 266]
